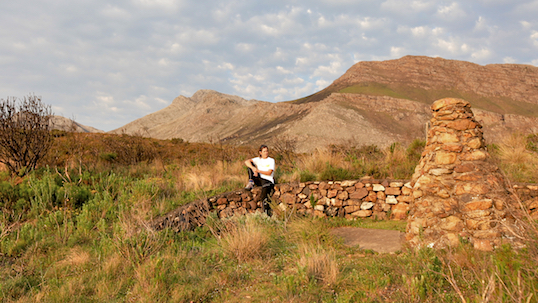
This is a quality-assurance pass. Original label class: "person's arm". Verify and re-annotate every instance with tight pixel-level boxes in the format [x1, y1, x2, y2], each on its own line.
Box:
[244, 158, 259, 176]
[257, 168, 273, 177]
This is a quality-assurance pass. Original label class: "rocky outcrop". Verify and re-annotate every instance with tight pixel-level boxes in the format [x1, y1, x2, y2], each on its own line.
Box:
[405, 98, 525, 251]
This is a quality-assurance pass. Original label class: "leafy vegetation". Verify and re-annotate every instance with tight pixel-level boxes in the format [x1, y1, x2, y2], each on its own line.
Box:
[0, 132, 537, 302]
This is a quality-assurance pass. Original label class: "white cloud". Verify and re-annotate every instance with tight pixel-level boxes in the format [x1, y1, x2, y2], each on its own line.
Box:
[436, 2, 466, 20]
[532, 31, 538, 47]
[503, 57, 516, 63]
[315, 79, 331, 90]
[1, 0, 538, 131]
[390, 46, 405, 58]
[312, 60, 342, 77]
[381, 0, 436, 14]
[471, 48, 493, 61]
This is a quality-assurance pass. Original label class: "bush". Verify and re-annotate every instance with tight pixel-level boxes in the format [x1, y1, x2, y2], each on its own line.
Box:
[0, 95, 53, 176]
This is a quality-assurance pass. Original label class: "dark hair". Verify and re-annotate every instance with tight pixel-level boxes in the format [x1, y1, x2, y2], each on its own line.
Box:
[259, 144, 268, 151]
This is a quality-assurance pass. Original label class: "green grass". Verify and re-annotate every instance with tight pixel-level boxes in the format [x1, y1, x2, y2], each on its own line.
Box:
[1, 136, 538, 302]
[337, 83, 538, 117]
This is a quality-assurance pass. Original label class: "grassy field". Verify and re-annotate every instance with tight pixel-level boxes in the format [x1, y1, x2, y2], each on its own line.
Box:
[1, 132, 537, 302]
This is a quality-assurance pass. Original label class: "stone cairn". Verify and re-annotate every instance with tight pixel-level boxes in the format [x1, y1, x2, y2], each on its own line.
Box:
[405, 98, 524, 251]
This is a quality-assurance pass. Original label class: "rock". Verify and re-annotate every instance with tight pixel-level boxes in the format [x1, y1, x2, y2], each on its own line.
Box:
[360, 202, 375, 210]
[386, 195, 398, 205]
[373, 184, 385, 191]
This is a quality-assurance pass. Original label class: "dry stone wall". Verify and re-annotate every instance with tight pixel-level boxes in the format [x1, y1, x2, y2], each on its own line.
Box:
[151, 177, 538, 233]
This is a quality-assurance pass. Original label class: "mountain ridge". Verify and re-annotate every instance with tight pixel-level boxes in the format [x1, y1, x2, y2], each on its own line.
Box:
[109, 56, 538, 152]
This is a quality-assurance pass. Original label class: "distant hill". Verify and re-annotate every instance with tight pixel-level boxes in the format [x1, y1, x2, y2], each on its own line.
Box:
[50, 116, 104, 133]
[111, 56, 538, 152]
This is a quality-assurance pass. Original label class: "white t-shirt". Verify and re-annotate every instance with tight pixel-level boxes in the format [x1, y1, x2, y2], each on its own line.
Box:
[251, 156, 275, 183]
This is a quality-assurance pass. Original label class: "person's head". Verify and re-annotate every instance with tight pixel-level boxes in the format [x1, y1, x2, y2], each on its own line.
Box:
[259, 144, 269, 158]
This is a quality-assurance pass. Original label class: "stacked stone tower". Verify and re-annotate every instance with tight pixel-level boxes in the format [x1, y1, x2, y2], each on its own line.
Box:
[406, 98, 523, 251]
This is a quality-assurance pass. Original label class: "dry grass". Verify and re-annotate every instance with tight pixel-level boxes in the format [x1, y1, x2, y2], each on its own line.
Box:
[383, 143, 407, 164]
[217, 215, 270, 262]
[179, 160, 244, 192]
[297, 244, 339, 285]
[300, 148, 348, 174]
[496, 133, 538, 182]
[56, 246, 91, 268]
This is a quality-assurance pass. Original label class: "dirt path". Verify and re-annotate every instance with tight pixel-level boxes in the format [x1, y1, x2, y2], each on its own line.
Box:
[330, 227, 405, 254]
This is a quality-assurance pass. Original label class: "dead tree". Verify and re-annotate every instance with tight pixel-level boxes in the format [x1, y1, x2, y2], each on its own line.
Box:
[0, 95, 53, 176]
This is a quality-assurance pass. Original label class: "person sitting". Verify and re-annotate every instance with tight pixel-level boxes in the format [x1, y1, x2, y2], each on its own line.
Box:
[244, 144, 275, 215]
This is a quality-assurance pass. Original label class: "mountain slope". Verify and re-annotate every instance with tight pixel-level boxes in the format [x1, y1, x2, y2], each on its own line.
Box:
[112, 56, 538, 152]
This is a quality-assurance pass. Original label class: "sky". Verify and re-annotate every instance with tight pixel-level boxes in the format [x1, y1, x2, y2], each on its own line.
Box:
[1, 0, 538, 131]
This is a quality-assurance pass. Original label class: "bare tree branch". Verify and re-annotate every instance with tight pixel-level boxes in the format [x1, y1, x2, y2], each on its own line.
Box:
[0, 94, 53, 176]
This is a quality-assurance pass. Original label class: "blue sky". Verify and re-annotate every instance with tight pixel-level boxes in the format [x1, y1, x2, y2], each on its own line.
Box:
[1, 0, 537, 131]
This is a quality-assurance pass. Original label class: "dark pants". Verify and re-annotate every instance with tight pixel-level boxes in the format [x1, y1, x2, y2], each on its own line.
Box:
[248, 167, 274, 215]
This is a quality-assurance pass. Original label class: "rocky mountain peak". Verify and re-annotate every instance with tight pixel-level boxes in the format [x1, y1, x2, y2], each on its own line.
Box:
[111, 56, 538, 152]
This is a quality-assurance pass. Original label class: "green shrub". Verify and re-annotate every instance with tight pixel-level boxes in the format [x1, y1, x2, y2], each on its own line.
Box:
[100, 152, 118, 162]
[299, 170, 317, 182]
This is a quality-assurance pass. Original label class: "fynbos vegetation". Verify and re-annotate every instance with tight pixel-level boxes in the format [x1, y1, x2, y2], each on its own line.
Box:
[0, 120, 537, 301]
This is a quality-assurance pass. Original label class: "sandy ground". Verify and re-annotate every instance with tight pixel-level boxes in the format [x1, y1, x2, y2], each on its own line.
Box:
[330, 227, 405, 254]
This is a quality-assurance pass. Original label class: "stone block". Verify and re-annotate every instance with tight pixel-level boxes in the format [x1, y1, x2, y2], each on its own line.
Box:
[314, 205, 324, 211]
[351, 210, 372, 218]
[385, 187, 401, 195]
[454, 172, 482, 181]
[386, 195, 398, 205]
[344, 205, 360, 213]
[364, 192, 378, 202]
[377, 191, 386, 200]
[437, 132, 459, 143]
[281, 193, 296, 205]
[346, 199, 362, 206]
[402, 186, 412, 195]
[360, 202, 375, 210]
[435, 151, 457, 165]
[455, 183, 489, 195]
[467, 137, 482, 149]
[430, 168, 452, 176]
[341, 180, 357, 187]
[391, 203, 409, 220]
[442, 143, 463, 152]
[333, 199, 343, 207]
[396, 195, 412, 203]
[454, 164, 475, 173]
[460, 150, 487, 161]
[463, 199, 493, 212]
[373, 184, 385, 191]
[439, 216, 463, 232]
[349, 188, 368, 199]
[319, 182, 330, 190]
[338, 190, 349, 200]
[445, 119, 477, 131]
